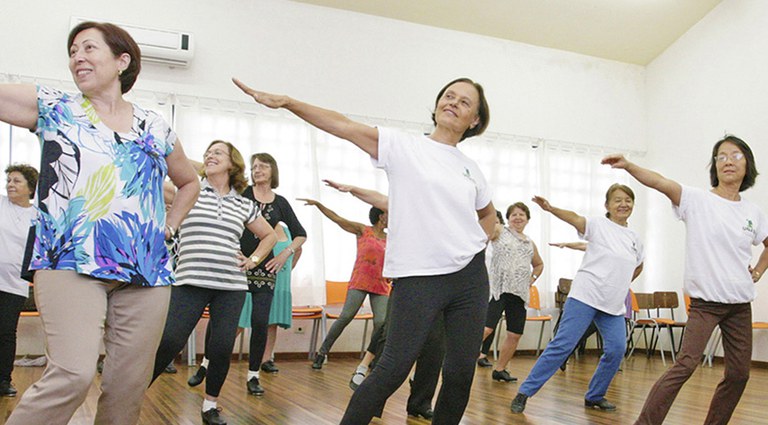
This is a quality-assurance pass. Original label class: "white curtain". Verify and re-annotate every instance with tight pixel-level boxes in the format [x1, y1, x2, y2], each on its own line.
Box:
[1, 75, 643, 308]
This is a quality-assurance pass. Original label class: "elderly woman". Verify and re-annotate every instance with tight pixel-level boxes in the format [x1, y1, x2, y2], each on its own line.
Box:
[477, 202, 544, 383]
[604, 135, 768, 425]
[0, 21, 200, 425]
[0, 164, 38, 398]
[151, 140, 276, 425]
[511, 184, 644, 414]
[234, 76, 496, 424]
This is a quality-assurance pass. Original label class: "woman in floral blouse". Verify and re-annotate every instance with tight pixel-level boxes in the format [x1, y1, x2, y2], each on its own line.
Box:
[0, 21, 199, 425]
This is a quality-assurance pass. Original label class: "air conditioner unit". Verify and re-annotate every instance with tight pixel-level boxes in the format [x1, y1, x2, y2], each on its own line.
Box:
[70, 17, 194, 68]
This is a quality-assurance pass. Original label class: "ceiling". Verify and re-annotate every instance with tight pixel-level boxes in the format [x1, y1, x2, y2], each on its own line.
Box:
[291, 0, 723, 65]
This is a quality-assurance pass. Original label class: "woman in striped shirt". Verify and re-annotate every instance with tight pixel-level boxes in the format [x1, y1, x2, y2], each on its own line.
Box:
[151, 140, 276, 425]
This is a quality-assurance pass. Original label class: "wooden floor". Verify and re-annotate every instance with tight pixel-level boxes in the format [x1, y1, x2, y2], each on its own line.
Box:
[2, 353, 767, 424]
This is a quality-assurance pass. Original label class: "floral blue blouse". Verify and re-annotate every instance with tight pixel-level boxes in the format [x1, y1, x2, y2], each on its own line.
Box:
[28, 86, 176, 286]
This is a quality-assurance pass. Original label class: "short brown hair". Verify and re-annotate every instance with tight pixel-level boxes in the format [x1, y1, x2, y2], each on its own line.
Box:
[431, 77, 490, 141]
[68, 21, 142, 94]
[250, 153, 280, 189]
[506, 202, 530, 220]
[202, 140, 248, 193]
[5, 164, 39, 199]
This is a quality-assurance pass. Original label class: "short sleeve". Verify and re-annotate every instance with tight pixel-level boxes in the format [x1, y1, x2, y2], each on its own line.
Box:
[674, 185, 695, 221]
[372, 126, 394, 171]
[245, 199, 259, 225]
[753, 207, 768, 245]
[35, 85, 68, 136]
[145, 110, 177, 156]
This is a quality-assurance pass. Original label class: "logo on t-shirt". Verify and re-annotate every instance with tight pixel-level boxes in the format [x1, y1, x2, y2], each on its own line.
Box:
[463, 167, 476, 184]
[743, 219, 756, 237]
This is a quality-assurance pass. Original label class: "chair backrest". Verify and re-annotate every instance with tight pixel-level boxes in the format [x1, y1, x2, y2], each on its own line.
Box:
[325, 280, 349, 305]
[634, 292, 655, 316]
[555, 278, 572, 309]
[653, 291, 680, 320]
[529, 285, 542, 310]
[630, 289, 640, 313]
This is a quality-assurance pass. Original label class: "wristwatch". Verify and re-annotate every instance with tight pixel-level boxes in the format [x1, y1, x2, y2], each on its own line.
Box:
[250, 255, 260, 264]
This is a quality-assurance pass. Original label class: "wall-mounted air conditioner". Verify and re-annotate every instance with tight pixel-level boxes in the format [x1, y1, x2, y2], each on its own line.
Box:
[70, 17, 194, 68]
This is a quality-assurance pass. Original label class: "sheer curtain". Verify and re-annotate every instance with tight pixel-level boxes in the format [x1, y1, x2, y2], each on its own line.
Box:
[1, 75, 643, 307]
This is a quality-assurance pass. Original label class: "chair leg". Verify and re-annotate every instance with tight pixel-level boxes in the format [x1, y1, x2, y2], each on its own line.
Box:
[187, 331, 196, 366]
[238, 328, 246, 361]
[667, 327, 676, 363]
[536, 323, 545, 356]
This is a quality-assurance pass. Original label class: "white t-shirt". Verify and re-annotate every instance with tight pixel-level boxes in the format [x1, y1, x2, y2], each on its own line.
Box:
[569, 216, 644, 316]
[373, 127, 492, 278]
[0, 195, 37, 297]
[675, 185, 768, 303]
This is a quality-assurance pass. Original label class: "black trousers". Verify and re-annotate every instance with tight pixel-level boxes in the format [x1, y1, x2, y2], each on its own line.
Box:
[341, 251, 488, 425]
[0, 290, 26, 381]
[151, 285, 245, 397]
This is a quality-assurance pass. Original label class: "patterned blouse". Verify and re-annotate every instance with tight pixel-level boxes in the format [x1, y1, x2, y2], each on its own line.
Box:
[26, 86, 176, 287]
[489, 227, 534, 302]
[348, 226, 390, 295]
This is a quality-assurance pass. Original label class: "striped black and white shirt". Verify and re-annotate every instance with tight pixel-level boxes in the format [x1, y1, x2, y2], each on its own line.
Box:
[174, 180, 258, 291]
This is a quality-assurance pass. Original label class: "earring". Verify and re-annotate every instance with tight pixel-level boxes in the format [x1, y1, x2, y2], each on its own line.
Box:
[118, 69, 123, 76]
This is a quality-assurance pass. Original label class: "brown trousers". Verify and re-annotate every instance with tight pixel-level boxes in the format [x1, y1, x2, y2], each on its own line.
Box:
[635, 298, 752, 425]
[6, 271, 170, 425]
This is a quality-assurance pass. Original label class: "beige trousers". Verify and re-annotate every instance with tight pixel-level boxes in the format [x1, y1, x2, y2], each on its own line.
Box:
[6, 270, 170, 425]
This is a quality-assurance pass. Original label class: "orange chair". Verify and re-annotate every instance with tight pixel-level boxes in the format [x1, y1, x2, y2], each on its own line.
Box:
[527, 285, 553, 356]
[323, 280, 373, 358]
[626, 290, 675, 365]
[292, 306, 324, 359]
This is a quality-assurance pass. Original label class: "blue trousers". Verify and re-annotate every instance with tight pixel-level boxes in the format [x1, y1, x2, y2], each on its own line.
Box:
[519, 297, 626, 402]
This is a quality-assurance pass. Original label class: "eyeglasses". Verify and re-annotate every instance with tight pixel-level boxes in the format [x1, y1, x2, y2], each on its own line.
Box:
[714, 152, 744, 163]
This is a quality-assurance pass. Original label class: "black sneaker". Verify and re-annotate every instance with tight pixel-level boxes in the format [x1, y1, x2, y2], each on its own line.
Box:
[0, 380, 17, 397]
[260, 360, 279, 374]
[247, 377, 265, 396]
[349, 371, 366, 390]
[201, 407, 227, 425]
[492, 369, 518, 382]
[96, 359, 104, 374]
[188, 365, 207, 387]
[510, 393, 528, 413]
[477, 357, 493, 368]
[164, 363, 178, 374]
[312, 353, 326, 370]
[585, 398, 616, 411]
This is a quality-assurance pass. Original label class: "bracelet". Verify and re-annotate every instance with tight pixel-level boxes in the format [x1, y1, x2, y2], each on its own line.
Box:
[532, 274, 538, 280]
[165, 224, 175, 236]
[287, 247, 296, 255]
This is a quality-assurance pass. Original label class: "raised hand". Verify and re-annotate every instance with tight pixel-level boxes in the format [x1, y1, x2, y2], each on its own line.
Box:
[323, 179, 352, 193]
[232, 78, 289, 109]
[531, 195, 552, 212]
[601, 153, 630, 169]
[297, 197, 320, 207]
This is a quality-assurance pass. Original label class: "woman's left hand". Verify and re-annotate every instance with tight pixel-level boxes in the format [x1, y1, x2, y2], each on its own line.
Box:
[750, 266, 762, 282]
[232, 78, 289, 109]
[265, 250, 289, 274]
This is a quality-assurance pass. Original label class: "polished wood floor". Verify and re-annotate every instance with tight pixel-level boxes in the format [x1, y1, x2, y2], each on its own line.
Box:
[2, 353, 767, 424]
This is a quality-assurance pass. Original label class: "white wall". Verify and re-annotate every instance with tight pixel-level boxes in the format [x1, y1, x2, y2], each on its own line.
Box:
[645, 0, 768, 361]
[3, 0, 647, 355]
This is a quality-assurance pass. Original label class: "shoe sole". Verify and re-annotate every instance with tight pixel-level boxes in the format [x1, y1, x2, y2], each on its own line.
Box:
[248, 390, 265, 396]
[493, 378, 518, 382]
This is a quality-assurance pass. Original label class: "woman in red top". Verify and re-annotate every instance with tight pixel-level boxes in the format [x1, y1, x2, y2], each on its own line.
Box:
[298, 197, 389, 369]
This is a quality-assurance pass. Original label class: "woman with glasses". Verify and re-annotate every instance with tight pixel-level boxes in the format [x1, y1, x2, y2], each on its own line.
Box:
[603, 135, 768, 425]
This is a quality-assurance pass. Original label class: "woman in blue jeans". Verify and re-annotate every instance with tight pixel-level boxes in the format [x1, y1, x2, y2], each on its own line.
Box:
[511, 183, 644, 414]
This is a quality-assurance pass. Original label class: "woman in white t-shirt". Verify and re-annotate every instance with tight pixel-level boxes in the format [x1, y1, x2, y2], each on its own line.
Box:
[0, 164, 38, 398]
[603, 135, 768, 425]
[511, 184, 644, 414]
[234, 77, 497, 424]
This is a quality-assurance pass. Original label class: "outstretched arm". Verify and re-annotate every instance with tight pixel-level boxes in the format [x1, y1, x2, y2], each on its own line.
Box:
[323, 179, 388, 211]
[549, 242, 587, 251]
[0, 84, 38, 130]
[531, 195, 586, 235]
[602, 154, 682, 206]
[297, 198, 366, 236]
[233, 79, 379, 159]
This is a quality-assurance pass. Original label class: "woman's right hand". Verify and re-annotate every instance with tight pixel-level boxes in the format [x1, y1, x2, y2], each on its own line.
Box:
[297, 197, 319, 207]
[232, 78, 289, 109]
[323, 179, 353, 193]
